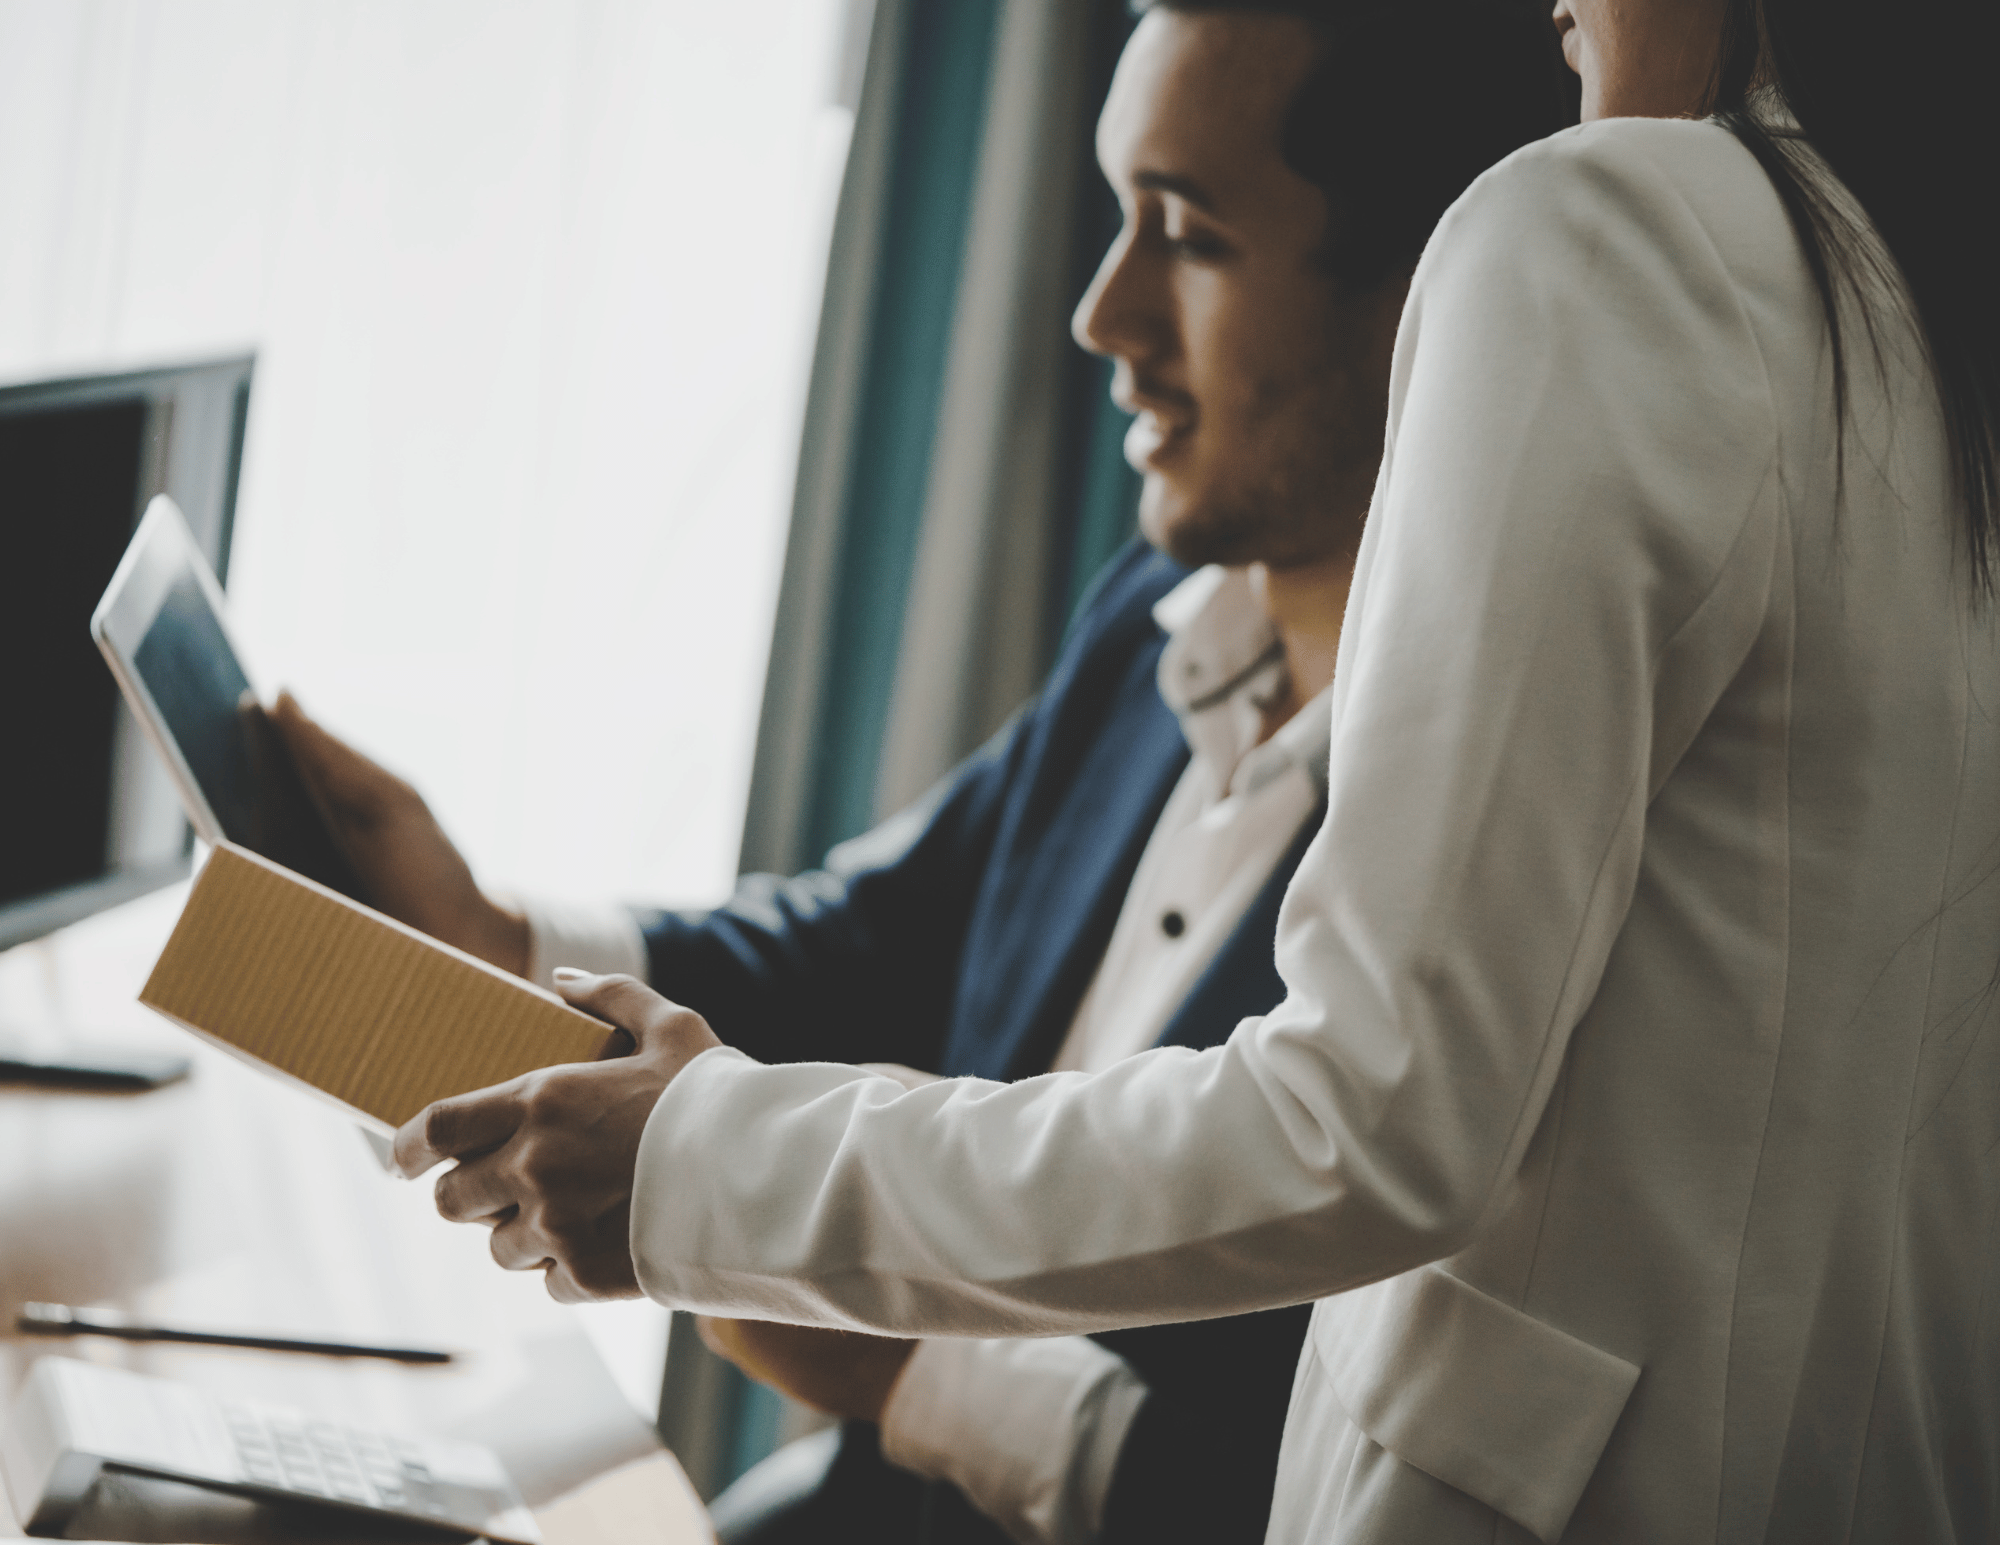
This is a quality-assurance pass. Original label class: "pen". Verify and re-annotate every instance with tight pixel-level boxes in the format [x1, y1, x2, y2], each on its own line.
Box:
[15, 1303, 455, 1365]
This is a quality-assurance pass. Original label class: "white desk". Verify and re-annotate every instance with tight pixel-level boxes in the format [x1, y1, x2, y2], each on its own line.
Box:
[0, 886, 710, 1544]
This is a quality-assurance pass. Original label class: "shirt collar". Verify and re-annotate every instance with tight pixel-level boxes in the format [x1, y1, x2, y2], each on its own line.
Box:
[1153, 565, 1332, 802]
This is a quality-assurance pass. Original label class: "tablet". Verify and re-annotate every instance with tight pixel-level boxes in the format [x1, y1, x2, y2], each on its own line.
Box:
[92, 497, 366, 901]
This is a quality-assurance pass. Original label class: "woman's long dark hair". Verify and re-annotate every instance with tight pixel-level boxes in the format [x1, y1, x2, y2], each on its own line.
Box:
[1710, 0, 2000, 591]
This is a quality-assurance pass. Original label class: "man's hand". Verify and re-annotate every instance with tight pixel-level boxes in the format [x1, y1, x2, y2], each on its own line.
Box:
[392, 971, 723, 1302]
[269, 692, 530, 975]
[698, 1318, 916, 1424]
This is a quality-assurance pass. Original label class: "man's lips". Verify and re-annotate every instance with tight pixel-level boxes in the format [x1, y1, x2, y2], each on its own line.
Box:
[1117, 375, 1195, 464]
[1124, 409, 1191, 472]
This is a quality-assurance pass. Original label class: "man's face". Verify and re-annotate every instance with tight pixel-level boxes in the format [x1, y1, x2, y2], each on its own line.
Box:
[1074, 11, 1400, 570]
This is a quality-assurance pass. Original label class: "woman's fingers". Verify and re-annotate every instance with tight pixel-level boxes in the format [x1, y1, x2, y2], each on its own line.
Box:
[553, 971, 675, 1036]
[392, 1078, 528, 1178]
[553, 971, 722, 1068]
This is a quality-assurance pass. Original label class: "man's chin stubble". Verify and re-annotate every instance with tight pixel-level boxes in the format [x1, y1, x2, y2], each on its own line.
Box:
[1153, 498, 1343, 571]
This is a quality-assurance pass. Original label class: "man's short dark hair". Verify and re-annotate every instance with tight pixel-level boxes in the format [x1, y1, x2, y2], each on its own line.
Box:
[1131, 0, 1575, 287]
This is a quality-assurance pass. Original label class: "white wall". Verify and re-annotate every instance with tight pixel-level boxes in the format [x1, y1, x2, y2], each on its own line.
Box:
[0, 0, 850, 909]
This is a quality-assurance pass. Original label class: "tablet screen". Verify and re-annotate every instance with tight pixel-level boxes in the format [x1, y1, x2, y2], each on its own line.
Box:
[134, 572, 260, 842]
[128, 564, 365, 901]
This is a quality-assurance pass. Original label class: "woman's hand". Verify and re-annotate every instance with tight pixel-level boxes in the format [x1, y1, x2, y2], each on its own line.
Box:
[392, 971, 722, 1302]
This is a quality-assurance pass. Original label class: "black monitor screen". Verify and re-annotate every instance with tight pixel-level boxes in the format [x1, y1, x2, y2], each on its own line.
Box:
[0, 398, 152, 910]
[0, 357, 253, 949]
[124, 563, 364, 900]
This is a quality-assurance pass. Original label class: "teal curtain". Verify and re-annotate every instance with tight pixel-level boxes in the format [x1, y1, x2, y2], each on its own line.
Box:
[800, 0, 1009, 863]
[799, 0, 1142, 863]
[675, 0, 1145, 1504]
[1051, 2, 1143, 640]
[698, 0, 1009, 1494]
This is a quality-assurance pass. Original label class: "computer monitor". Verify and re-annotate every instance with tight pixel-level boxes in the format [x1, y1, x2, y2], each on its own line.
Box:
[0, 355, 254, 952]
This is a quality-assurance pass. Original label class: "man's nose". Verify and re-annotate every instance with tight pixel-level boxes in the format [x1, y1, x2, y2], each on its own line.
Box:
[1072, 228, 1157, 365]
[1071, 254, 1118, 358]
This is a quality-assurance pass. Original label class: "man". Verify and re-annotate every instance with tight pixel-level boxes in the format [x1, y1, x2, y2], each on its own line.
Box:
[283, 4, 1568, 1541]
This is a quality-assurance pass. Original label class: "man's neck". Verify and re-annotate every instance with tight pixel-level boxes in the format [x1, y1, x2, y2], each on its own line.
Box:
[1247, 551, 1355, 741]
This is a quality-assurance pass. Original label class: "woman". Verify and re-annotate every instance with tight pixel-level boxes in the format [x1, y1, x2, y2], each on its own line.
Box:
[408, 0, 2000, 1536]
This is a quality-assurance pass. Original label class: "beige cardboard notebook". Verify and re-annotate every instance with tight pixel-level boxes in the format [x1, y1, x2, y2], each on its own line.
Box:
[141, 843, 612, 1133]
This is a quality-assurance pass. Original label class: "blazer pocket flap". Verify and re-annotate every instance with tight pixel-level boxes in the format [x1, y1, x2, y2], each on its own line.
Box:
[1313, 1267, 1639, 1542]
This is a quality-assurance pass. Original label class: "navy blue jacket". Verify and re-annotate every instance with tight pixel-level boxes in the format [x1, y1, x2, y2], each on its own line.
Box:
[638, 541, 1317, 1544]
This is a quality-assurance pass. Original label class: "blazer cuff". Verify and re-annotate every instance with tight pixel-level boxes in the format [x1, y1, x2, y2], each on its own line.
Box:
[880, 1336, 1147, 1545]
[518, 895, 649, 989]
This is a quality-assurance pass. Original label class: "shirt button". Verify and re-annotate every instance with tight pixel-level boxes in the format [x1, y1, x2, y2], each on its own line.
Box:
[1160, 910, 1186, 939]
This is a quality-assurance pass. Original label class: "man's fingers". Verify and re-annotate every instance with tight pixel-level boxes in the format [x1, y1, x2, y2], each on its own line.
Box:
[392, 1082, 526, 1178]
[268, 691, 353, 798]
[269, 690, 411, 819]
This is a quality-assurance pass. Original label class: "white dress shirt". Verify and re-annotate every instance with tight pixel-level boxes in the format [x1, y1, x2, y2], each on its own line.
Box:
[1053, 568, 1332, 1077]
[622, 116, 2000, 1543]
[875, 569, 1329, 1544]
[525, 567, 1330, 1543]
[521, 895, 647, 990]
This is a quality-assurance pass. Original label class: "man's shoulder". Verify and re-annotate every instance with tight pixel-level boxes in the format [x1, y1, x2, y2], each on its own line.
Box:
[1059, 539, 1189, 664]
[1005, 538, 1188, 811]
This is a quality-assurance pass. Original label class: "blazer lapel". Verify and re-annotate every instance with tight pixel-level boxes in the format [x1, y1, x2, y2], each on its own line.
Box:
[1154, 797, 1326, 1053]
[942, 680, 1190, 1082]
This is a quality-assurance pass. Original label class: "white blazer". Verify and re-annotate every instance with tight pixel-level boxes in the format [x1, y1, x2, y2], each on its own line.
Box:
[630, 117, 1999, 1542]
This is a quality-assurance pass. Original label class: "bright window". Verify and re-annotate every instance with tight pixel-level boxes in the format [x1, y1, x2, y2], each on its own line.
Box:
[0, 0, 851, 908]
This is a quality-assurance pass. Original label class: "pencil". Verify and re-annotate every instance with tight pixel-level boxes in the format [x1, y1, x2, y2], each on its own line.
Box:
[16, 1303, 455, 1365]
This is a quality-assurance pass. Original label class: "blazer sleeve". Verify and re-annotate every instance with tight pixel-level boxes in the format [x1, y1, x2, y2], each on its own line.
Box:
[626, 124, 1792, 1334]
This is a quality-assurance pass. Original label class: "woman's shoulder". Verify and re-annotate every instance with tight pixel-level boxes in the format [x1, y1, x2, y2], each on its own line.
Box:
[1422, 116, 1800, 301]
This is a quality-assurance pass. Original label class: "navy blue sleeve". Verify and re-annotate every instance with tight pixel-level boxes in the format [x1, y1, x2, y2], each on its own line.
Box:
[633, 711, 1030, 1071]
[634, 538, 1178, 1073]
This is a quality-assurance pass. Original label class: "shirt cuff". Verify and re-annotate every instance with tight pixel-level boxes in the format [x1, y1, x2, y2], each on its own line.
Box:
[879, 1335, 1149, 1545]
[518, 896, 649, 990]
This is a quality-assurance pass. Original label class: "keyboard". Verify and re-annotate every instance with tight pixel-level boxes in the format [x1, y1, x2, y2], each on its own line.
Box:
[3, 1357, 541, 1541]
[221, 1400, 450, 1515]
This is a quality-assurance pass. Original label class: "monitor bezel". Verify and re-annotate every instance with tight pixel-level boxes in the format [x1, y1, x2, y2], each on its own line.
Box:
[0, 354, 254, 954]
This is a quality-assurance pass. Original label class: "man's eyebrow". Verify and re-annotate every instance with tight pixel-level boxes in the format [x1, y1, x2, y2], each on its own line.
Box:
[1132, 170, 1220, 214]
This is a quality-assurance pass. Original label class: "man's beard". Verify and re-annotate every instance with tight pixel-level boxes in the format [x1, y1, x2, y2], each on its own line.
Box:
[1150, 479, 1348, 570]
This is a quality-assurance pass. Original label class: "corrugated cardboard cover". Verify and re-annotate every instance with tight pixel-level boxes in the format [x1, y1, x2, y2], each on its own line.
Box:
[141, 843, 611, 1132]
